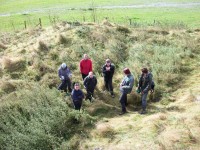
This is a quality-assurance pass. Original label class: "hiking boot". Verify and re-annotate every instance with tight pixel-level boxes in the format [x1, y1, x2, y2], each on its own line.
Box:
[140, 110, 147, 115]
[119, 111, 127, 115]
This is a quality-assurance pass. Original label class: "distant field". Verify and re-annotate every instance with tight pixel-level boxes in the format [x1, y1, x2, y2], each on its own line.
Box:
[1, 0, 200, 13]
[0, 0, 200, 31]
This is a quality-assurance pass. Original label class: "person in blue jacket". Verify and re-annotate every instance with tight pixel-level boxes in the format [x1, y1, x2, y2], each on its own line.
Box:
[119, 68, 134, 115]
[58, 63, 72, 93]
[71, 82, 84, 110]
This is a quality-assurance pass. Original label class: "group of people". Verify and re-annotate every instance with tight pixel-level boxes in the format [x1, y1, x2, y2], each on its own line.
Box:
[58, 54, 154, 115]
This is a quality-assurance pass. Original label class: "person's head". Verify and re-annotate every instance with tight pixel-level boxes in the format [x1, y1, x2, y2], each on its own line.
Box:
[141, 68, 148, 74]
[106, 59, 111, 66]
[74, 82, 80, 90]
[83, 54, 88, 60]
[61, 63, 67, 69]
[123, 68, 131, 75]
[88, 71, 93, 78]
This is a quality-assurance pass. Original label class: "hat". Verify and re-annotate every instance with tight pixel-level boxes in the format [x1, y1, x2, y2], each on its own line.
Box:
[106, 59, 111, 63]
[141, 68, 148, 73]
[123, 68, 131, 75]
[61, 63, 67, 69]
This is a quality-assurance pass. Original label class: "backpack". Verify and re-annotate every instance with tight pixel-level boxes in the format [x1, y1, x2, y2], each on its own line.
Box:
[151, 80, 155, 90]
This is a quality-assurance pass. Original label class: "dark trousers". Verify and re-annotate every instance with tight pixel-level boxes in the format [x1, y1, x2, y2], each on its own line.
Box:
[86, 88, 94, 102]
[82, 73, 88, 80]
[104, 77, 113, 95]
[141, 92, 148, 110]
[58, 79, 72, 93]
[120, 93, 127, 112]
[73, 100, 82, 110]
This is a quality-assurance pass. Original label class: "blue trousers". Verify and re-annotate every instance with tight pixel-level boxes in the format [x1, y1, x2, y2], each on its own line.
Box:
[141, 92, 148, 110]
[120, 93, 127, 112]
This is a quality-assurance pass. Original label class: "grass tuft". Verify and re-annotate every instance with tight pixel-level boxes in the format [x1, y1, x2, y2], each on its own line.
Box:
[2, 57, 26, 73]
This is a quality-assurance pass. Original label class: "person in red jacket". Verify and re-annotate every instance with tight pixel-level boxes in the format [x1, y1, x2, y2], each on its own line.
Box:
[80, 54, 93, 80]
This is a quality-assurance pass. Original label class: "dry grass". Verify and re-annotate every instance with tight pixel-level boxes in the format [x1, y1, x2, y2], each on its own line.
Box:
[101, 19, 114, 27]
[0, 79, 22, 93]
[57, 34, 72, 46]
[92, 123, 116, 139]
[38, 40, 49, 51]
[2, 57, 26, 72]
[0, 42, 7, 50]
[0, 66, 3, 77]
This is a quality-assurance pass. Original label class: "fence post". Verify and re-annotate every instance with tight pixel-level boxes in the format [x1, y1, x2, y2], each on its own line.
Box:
[11, 22, 15, 31]
[24, 21, 27, 29]
[83, 16, 85, 22]
[129, 18, 132, 25]
[39, 18, 42, 27]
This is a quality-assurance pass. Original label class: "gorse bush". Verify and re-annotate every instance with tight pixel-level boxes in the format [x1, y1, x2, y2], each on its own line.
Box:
[0, 84, 94, 150]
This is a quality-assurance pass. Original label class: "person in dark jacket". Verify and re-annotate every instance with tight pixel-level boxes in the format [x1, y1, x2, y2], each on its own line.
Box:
[71, 82, 84, 110]
[80, 54, 93, 80]
[58, 63, 72, 93]
[102, 59, 115, 97]
[137, 68, 153, 114]
[83, 71, 97, 102]
[119, 68, 134, 115]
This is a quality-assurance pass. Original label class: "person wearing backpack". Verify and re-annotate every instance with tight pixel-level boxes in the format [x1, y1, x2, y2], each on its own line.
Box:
[119, 68, 134, 115]
[137, 68, 153, 114]
[102, 59, 115, 97]
[84, 71, 97, 102]
[58, 63, 72, 94]
[71, 82, 84, 110]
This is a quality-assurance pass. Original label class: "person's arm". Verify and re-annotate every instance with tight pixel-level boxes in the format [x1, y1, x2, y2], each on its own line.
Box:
[95, 77, 97, 86]
[58, 69, 64, 80]
[122, 77, 134, 89]
[90, 60, 93, 72]
[102, 65, 106, 74]
[143, 74, 152, 93]
[71, 90, 74, 100]
[110, 65, 115, 77]
[80, 60, 83, 73]
[83, 77, 87, 88]
[67, 68, 72, 78]
[80, 90, 84, 99]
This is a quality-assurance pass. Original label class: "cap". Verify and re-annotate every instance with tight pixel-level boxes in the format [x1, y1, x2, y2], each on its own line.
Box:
[61, 63, 67, 69]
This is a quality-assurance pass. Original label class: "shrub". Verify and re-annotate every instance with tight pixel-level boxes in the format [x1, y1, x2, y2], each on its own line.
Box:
[0, 84, 94, 150]
[75, 26, 91, 38]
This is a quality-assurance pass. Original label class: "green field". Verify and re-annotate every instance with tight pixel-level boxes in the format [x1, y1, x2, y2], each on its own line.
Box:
[0, 0, 200, 31]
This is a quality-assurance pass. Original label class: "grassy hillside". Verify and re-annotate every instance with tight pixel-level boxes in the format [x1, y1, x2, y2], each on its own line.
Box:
[0, 21, 200, 149]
